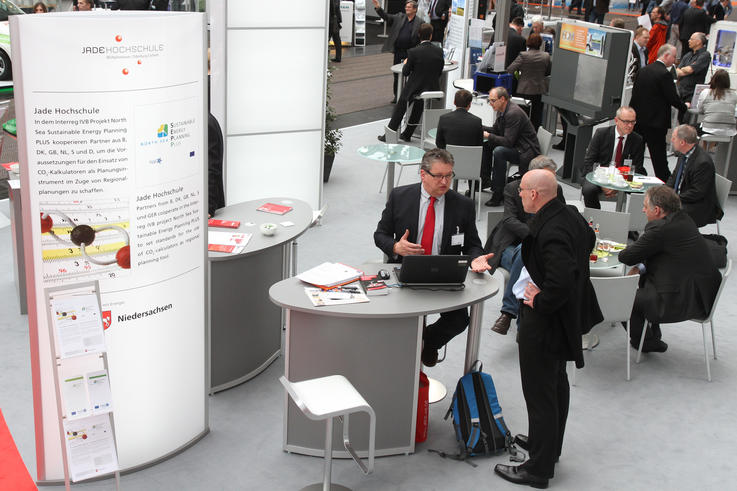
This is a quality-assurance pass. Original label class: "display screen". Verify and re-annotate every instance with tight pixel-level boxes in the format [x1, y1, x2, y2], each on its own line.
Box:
[713, 29, 736, 68]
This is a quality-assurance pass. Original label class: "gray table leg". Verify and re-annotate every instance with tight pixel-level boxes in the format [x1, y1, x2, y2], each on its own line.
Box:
[616, 191, 627, 212]
[464, 301, 485, 374]
[386, 161, 396, 198]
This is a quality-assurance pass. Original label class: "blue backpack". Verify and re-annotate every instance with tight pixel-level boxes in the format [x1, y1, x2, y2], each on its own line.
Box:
[432, 361, 523, 466]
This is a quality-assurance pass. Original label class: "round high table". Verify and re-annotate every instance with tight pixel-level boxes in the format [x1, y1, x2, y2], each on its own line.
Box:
[584, 172, 663, 212]
[589, 250, 624, 276]
[208, 198, 312, 393]
[357, 143, 425, 197]
[391, 62, 459, 103]
[269, 266, 499, 458]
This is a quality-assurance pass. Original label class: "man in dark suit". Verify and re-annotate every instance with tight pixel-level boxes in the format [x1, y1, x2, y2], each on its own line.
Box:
[619, 185, 721, 352]
[379, 23, 444, 142]
[585, 0, 610, 24]
[494, 169, 602, 489]
[630, 44, 687, 181]
[630, 27, 649, 79]
[582, 106, 646, 208]
[373, 0, 422, 99]
[485, 156, 566, 335]
[666, 124, 724, 227]
[483, 86, 541, 206]
[374, 148, 494, 366]
[329, 0, 343, 62]
[208, 113, 225, 217]
[679, 0, 714, 57]
[505, 17, 527, 69]
[427, 0, 451, 46]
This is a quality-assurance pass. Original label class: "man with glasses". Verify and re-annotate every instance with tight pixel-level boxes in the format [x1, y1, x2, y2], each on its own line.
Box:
[483, 87, 541, 207]
[630, 44, 687, 181]
[373, 0, 422, 101]
[581, 106, 646, 209]
[374, 148, 494, 366]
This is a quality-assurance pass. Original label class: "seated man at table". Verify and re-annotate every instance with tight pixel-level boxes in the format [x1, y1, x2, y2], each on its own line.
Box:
[378, 22, 444, 143]
[485, 155, 566, 335]
[435, 89, 488, 191]
[374, 148, 494, 366]
[581, 106, 646, 209]
[483, 87, 541, 207]
[619, 185, 721, 353]
[666, 124, 723, 227]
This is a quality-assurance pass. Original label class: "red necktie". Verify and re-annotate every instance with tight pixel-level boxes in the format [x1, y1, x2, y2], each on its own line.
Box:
[421, 197, 436, 255]
[615, 136, 624, 167]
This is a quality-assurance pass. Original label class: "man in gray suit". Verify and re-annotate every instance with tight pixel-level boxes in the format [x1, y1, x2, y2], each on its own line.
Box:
[619, 185, 721, 352]
[373, 0, 421, 100]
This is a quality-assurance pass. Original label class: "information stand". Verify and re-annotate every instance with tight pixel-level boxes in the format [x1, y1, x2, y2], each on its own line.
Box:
[44, 282, 120, 491]
[354, 0, 367, 47]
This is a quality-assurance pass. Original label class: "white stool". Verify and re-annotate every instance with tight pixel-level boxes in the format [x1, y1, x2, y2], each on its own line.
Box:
[280, 375, 375, 491]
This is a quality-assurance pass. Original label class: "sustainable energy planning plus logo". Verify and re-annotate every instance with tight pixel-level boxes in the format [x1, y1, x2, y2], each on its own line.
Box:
[157, 124, 168, 138]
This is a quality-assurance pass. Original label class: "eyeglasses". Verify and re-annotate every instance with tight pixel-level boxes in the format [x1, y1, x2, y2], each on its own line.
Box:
[488, 98, 499, 103]
[618, 119, 636, 125]
[424, 169, 455, 181]
[518, 186, 536, 193]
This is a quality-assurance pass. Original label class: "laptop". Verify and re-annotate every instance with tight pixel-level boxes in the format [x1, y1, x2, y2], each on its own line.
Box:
[394, 255, 471, 287]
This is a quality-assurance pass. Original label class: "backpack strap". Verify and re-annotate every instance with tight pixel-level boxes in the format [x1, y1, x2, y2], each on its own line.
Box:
[460, 374, 482, 451]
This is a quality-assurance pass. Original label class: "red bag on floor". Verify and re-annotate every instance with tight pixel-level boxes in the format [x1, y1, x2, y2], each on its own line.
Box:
[416, 371, 429, 443]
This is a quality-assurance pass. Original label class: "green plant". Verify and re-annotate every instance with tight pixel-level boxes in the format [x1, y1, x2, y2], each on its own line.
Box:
[324, 66, 343, 156]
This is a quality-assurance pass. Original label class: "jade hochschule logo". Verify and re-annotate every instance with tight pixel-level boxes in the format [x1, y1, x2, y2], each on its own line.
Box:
[80, 34, 165, 76]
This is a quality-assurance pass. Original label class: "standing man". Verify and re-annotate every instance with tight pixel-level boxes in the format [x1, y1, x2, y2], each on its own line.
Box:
[646, 7, 667, 64]
[585, 0, 610, 24]
[483, 87, 541, 207]
[631, 26, 650, 79]
[494, 169, 602, 489]
[667, 124, 723, 227]
[374, 148, 494, 366]
[581, 106, 646, 209]
[669, 0, 690, 58]
[378, 23, 444, 142]
[619, 185, 721, 352]
[630, 44, 687, 181]
[679, 0, 714, 57]
[373, 0, 422, 100]
[329, 0, 343, 63]
[677, 33, 711, 107]
[428, 0, 451, 46]
[506, 17, 527, 69]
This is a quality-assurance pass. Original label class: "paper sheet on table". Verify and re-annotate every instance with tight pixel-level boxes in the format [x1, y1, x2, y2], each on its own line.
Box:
[51, 293, 106, 359]
[207, 231, 251, 254]
[304, 287, 370, 307]
[297, 262, 363, 288]
[64, 413, 119, 482]
[633, 175, 664, 184]
[637, 14, 651, 30]
[87, 370, 113, 414]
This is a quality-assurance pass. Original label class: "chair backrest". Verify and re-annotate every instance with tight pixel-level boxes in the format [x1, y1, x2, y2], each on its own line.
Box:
[383, 125, 399, 144]
[422, 107, 452, 148]
[714, 174, 732, 213]
[705, 258, 732, 322]
[446, 144, 483, 181]
[582, 207, 631, 244]
[486, 210, 504, 239]
[627, 192, 648, 232]
[536, 127, 553, 156]
[590, 275, 640, 324]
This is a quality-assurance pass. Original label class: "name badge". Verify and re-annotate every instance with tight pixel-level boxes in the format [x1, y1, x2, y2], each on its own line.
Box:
[451, 233, 464, 247]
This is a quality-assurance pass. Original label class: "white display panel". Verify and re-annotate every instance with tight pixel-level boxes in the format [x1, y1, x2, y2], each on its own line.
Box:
[226, 29, 325, 135]
[11, 11, 208, 481]
[226, 131, 322, 207]
[227, 0, 325, 28]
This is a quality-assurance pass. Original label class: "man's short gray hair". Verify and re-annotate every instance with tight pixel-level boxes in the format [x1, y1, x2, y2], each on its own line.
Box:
[421, 148, 454, 172]
[616, 106, 636, 119]
[692, 32, 707, 46]
[528, 155, 557, 172]
[405, 0, 418, 8]
[646, 185, 682, 214]
[657, 43, 675, 59]
[675, 124, 699, 144]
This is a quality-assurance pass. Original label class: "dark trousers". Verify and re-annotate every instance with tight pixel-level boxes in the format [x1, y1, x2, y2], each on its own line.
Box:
[635, 124, 671, 181]
[483, 144, 519, 194]
[424, 307, 469, 350]
[582, 180, 604, 209]
[627, 287, 664, 346]
[518, 93, 543, 130]
[518, 305, 568, 479]
[388, 96, 424, 139]
[568, 0, 583, 13]
[430, 18, 446, 45]
[330, 26, 342, 61]
[393, 50, 408, 98]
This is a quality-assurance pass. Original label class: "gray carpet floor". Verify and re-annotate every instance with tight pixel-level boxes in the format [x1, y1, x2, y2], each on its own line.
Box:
[1, 117, 736, 490]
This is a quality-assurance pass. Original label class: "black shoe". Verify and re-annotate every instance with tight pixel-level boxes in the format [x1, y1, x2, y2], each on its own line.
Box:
[400, 133, 413, 143]
[377, 134, 386, 142]
[514, 434, 529, 451]
[639, 339, 668, 353]
[485, 193, 503, 207]
[492, 313, 513, 335]
[331, 58, 341, 63]
[494, 464, 549, 489]
[421, 346, 438, 367]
